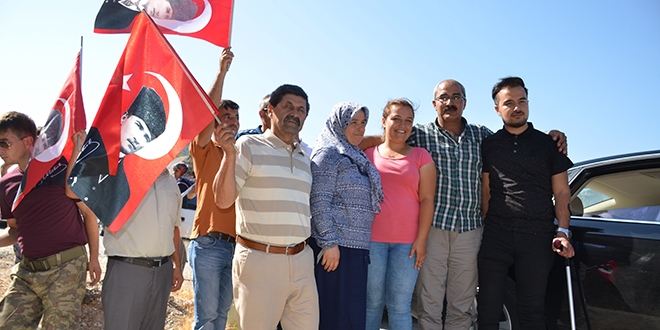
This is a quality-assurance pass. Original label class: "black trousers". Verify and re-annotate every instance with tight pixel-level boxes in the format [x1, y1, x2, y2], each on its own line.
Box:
[309, 238, 370, 330]
[477, 225, 555, 330]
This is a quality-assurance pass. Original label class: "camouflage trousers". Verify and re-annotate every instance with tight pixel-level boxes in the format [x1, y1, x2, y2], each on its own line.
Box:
[0, 254, 87, 330]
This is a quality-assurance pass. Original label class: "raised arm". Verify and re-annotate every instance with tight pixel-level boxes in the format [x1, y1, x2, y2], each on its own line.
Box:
[65, 130, 86, 199]
[358, 135, 383, 151]
[195, 47, 234, 148]
[213, 124, 238, 209]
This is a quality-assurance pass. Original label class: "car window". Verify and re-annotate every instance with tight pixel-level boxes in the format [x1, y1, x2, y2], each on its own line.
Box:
[577, 188, 612, 209]
[575, 169, 660, 222]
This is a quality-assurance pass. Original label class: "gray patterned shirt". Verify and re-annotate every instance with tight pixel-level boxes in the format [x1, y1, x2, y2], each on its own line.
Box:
[409, 118, 493, 233]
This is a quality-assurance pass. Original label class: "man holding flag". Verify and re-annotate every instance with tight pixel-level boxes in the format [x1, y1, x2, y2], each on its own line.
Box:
[0, 111, 100, 329]
[69, 12, 220, 234]
[188, 48, 238, 330]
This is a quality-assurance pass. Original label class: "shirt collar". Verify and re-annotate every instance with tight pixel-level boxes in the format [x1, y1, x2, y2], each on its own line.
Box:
[434, 117, 468, 135]
[501, 122, 534, 138]
[263, 130, 304, 155]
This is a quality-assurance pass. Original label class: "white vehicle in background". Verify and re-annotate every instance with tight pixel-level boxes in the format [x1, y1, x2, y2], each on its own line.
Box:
[179, 184, 196, 239]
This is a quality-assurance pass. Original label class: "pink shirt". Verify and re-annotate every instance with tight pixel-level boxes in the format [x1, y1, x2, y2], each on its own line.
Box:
[365, 146, 434, 243]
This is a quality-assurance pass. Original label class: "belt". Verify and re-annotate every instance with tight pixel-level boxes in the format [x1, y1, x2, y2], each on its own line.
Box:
[109, 256, 170, 268]
[207, 231, 236, 243]
[21, 245, 87, 272]
[237, 236, 307, 255]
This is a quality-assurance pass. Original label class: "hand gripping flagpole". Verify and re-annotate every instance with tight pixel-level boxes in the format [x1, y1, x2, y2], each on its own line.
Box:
[140, 11, 237, 152]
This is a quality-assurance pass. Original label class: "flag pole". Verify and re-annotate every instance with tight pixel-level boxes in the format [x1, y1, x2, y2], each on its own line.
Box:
[228, 0, 235, 47]
[78, 36, 84, 149]
[225, 0, 235, 70]
[79, 36, 83, 83]
[139, 11, 237, 150]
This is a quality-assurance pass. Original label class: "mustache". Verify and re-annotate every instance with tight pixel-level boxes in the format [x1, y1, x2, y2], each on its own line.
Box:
[443, 105, 458, 112]
[284, 115, 301, 126]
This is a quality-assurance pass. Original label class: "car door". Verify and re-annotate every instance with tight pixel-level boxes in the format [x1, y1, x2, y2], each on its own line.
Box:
[548, 154, 660, 329]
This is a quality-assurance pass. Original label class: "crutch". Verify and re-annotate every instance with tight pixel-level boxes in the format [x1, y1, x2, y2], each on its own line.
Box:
[554, 240, 576, 330]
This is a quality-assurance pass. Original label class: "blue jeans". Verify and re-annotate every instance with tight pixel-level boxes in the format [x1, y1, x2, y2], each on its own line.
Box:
[366, 242, 419, 330]
[189, 234, 235, 330]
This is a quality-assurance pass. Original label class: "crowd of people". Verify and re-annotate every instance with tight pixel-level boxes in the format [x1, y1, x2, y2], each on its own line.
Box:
[0, 46, 575, 330]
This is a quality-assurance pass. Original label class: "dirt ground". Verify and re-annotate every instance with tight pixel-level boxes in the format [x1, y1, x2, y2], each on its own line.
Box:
[0, 243, 238, 330]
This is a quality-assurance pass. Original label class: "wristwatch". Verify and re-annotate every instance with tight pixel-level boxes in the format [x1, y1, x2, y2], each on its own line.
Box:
[556, 227, 572, 240]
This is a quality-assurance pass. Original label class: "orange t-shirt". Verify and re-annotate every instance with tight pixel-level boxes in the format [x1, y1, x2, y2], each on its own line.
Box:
[189, 140, 236, 238]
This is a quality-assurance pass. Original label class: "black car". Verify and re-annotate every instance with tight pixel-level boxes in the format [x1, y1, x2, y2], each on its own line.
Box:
[541, 150, 660, 330]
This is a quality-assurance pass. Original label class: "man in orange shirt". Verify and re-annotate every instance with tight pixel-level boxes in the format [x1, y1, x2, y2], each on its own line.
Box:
[188, 48, 239, 329]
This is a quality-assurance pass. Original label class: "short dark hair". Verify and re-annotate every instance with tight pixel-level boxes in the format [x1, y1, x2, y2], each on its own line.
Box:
[173, 162, 188, 175]
[0, 111, 37, 140]
[219, 99, 239, 111]
[269, 84, 310, 115]
[492, 77, 528, 104]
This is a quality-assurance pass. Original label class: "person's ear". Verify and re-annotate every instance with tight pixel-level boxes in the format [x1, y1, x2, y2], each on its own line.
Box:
[494, 105, 502, 117]
[23, 136, 34, 148]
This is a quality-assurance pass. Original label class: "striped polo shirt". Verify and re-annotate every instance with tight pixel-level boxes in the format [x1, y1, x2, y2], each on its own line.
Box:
[234, 130, 312, 246]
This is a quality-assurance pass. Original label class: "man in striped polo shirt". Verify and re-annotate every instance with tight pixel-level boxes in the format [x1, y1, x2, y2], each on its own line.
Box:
[214, 84, 318, 330]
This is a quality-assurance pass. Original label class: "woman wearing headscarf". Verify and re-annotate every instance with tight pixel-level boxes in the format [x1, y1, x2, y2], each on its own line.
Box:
[364, 99, 436, 330]
[310, 102, 384, 330]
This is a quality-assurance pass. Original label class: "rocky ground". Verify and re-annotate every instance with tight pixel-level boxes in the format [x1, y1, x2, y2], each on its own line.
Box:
[0, 242, 237, 330]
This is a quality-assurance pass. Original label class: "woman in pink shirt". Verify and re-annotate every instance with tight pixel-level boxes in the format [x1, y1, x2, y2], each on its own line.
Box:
[364, 99, 437, 330]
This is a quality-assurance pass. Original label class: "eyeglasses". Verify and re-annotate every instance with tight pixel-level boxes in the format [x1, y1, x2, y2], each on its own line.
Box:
[0, 136, 29, 149]
[435, 94, 465, 103]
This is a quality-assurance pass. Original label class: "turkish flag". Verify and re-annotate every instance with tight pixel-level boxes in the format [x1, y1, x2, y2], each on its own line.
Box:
[69, 12, 217, 233]
[94, 0, 233, 47]
[12, 51, 86, 211]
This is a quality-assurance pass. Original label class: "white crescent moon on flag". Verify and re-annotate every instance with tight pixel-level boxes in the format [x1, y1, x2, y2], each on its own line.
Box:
[152, 0, 212, 34]
[135, 71, 183, 160]
[34, 100, 70, 162]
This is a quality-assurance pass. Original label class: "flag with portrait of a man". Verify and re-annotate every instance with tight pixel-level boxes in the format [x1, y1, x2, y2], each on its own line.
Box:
[94, 0, 234, 47]
[70, 12, 217, 233]
[12, 51, 86, 211]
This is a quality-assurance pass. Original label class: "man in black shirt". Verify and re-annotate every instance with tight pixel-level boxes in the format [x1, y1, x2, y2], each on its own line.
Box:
[478, 77, 574, 330]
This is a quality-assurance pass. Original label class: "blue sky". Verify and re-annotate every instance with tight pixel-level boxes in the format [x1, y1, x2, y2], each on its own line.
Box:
[1, 1, 658, 163]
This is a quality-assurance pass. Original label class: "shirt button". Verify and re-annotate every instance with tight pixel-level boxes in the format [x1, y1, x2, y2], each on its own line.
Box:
[514, 142, 518, 146]
[92, 187, 96, 190]
[513, 150, 517, 153]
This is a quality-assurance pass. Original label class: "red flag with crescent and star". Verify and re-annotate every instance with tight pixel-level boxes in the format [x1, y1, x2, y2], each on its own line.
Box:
[69, 12, 217, 233]
[94, 0, 233, 47]
[12, 50, 86, 211]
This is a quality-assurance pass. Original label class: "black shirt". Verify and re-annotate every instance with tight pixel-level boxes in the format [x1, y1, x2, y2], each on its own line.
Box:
[481, 123, 573, 234]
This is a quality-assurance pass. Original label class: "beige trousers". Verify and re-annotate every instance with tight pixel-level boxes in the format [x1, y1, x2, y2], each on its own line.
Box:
[233, 243, 319, 330]
[416, 226, 483, 330]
